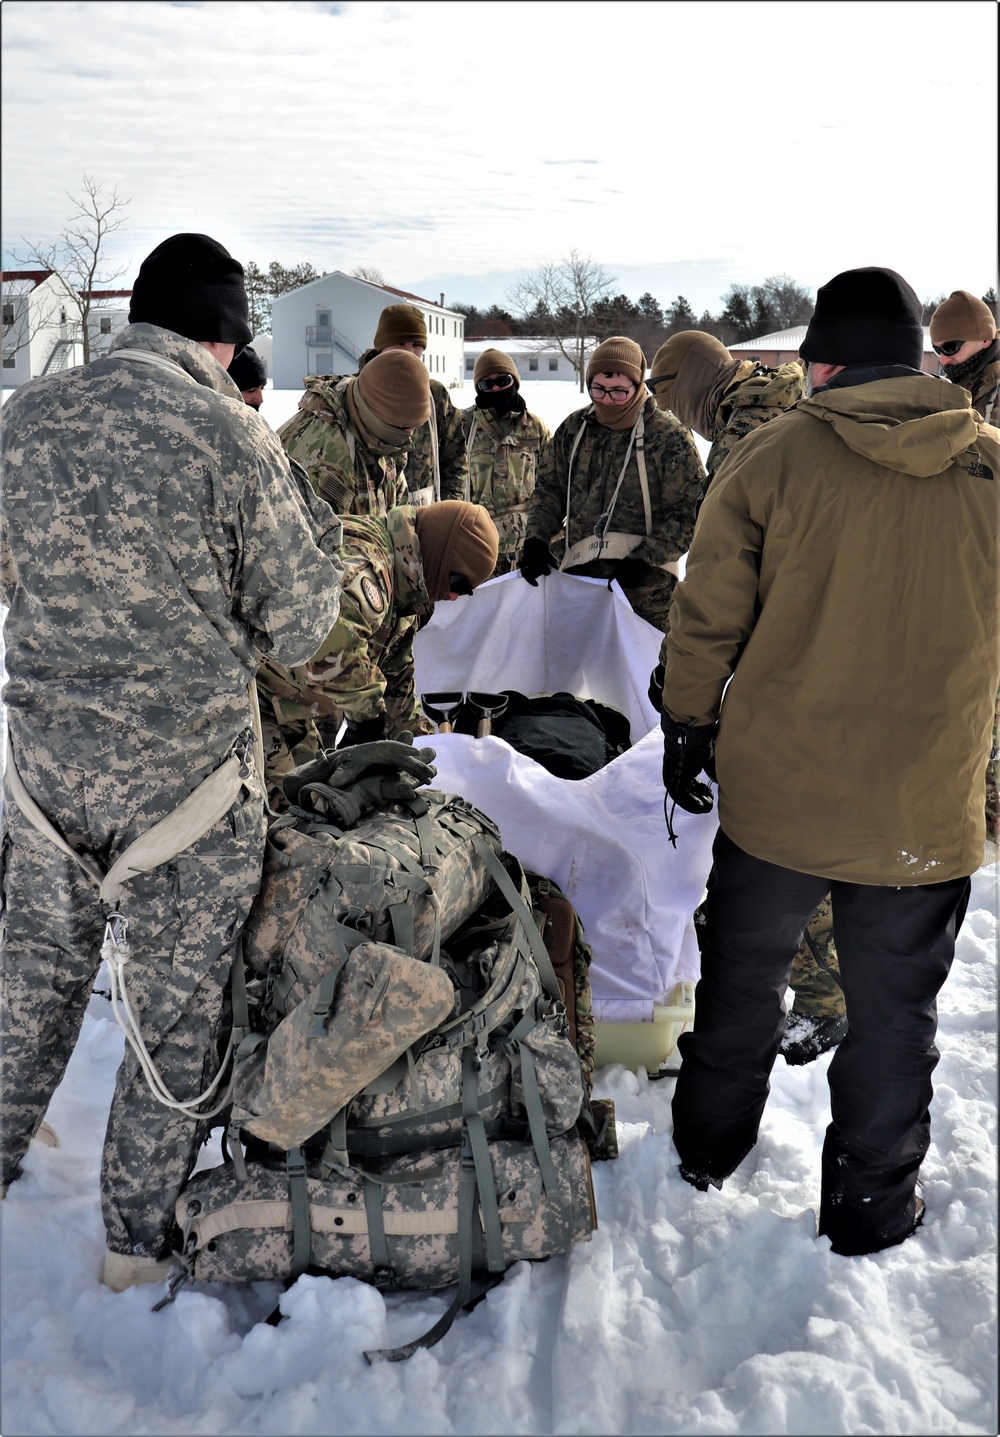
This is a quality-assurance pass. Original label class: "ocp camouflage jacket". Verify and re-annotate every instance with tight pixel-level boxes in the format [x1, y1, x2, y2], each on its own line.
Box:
[277, 374, 410, 517]
[460, 404, 552, 572]
[255, 505, 431, 733]
[706, 362, 804, 478]
[0, 323, 345, 773]
[524, 394, 705, 578]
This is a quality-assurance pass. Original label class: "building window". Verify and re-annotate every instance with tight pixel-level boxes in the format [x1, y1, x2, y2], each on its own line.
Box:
[100, 316, 112, 334]
[549, 357, 558, 371]
[465, 357, 474, 373]
[2, 303, 14, 329]
[3, 350, 16, 368]
[529, 357, 538, 372]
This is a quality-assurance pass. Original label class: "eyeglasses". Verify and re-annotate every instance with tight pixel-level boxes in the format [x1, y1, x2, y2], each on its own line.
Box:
[449, 572, 473, 596]
[589, 382, 636, 402]
[932, 340, 965, 357]
[476, 374, 515, 392]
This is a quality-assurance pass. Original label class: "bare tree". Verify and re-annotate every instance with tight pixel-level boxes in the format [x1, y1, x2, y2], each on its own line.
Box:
[508, 249, 617, 391]
[351, 265, 386, 285]
[12, 176, 131, 364]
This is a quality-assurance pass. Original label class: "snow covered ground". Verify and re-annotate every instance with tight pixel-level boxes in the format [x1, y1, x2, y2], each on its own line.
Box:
[0, 862, 996, 1436]
[1, 376, 997, 1436]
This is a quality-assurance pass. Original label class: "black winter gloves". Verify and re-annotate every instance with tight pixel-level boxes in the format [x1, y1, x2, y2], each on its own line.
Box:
[613, 555, 648, 588]
[520, 537, 558, 586]
[660, 715, 717, 815]
[337, 713, 387, 748]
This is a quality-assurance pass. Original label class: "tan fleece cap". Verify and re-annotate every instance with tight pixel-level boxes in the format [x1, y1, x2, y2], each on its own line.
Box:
[474, 348, 520, 385]
[586, 335, 646, 386]
[356, 349, 431, 428]
[374, 303, 428, 350]
[930, 290, 997, 345]
[413, 501, 499, 602]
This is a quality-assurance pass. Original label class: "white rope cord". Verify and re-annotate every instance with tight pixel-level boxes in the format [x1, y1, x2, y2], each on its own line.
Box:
[101, 913, 236, 1119]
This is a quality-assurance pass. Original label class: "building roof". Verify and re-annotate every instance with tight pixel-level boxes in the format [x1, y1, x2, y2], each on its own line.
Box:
[729, 326, 808, 351]
[272, 270, 463, 315]
[731, 324, 936, 353]
[1, 269, 53, 294]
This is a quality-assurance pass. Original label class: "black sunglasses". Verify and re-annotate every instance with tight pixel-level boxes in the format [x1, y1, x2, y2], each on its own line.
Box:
[449, 572, 473, 596]
[476, 374, 515, 392]
[932, 340, 965, 357]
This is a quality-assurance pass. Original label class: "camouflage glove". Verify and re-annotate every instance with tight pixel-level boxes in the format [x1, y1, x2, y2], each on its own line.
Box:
[302, 771, 432, 829]
[661, 716, 717, 815]
[520, 537, 557, 586]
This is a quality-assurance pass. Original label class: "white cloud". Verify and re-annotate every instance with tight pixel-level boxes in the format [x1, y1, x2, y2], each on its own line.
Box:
[1, 0, 996, 314]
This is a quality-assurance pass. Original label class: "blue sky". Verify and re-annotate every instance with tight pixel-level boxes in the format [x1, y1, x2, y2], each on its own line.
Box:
[2, 0, 997, 318]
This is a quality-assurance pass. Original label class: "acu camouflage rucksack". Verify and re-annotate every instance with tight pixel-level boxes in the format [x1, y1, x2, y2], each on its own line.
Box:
[167, 740, 605, 1360]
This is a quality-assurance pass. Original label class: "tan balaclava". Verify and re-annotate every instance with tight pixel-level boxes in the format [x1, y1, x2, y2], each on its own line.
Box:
[929, 290, 998, 345]
[374, 303, 429, 351]
[413, 501, 499, 601]
[586, 336, 647, 430]
[347, 349, 431, 453]
[650, 331, 750, 441]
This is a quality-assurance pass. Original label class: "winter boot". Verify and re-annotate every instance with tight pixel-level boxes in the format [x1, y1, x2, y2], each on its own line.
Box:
[780, 1012, 848, 1065]
[101, 1251, 175, 1292]
[33, 1121, 60, 1148]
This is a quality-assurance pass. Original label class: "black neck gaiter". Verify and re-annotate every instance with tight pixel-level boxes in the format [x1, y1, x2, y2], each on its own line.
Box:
[475, 388, 526, 417]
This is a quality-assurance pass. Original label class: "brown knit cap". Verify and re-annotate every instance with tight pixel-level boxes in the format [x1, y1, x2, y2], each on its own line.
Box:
[474, 347, 520, 386]
[930, 290, 997, 345]
[586, 335, 646, 386]
[373, 302, 428, 350]
[649, 331, 733, 412]
[356, 349, 431, 428]
[413, 501, 499, 602]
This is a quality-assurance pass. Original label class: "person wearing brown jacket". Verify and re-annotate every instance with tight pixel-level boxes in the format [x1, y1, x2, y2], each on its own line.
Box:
[656, 267, 999, 1257]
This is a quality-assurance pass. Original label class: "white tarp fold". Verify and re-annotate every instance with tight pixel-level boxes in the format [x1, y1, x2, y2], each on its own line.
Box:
[413, 572, 717, 1021]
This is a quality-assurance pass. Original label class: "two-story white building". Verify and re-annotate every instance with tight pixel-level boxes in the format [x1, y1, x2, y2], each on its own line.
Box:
[271, 272, 465, 391]
[1, 270, 84, 388]
[83, 289, 132, 360]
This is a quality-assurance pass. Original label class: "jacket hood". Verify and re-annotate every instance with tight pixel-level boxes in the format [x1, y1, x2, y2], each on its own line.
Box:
[797, 375, 980, 477]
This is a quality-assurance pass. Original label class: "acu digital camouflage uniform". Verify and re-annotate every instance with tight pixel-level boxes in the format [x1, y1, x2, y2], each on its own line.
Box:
[278, 373, 410, 517]
[524, 395, 705, 630]
[257, 505, 436, 802]
[0, 323, 345, 1258]
[460, 404, 551, 575]
[359, 348, 468, 503]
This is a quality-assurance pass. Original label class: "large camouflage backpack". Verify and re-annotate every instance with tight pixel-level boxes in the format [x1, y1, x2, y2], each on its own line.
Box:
[168, 741, 603, 1360]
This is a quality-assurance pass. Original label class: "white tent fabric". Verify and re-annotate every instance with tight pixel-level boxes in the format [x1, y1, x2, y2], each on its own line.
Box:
[413, 572, 718, 1022]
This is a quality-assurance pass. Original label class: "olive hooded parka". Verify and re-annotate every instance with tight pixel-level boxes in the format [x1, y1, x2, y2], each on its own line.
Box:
[663, 372, 1000, 884]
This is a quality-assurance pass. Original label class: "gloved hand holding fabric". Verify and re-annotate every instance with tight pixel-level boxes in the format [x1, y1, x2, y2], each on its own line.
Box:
[520, 537, 558, 586]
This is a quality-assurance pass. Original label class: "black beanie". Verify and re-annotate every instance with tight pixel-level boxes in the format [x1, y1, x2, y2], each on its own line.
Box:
[129, 233, 252, 351]
[799, 267, 924, 369]
[228, 344, 267, 390]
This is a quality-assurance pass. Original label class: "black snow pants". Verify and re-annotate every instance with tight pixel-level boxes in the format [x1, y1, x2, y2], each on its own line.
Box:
[671, 829, 971, 1256]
